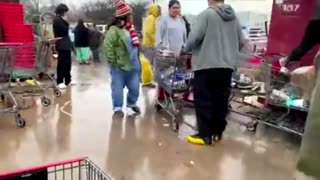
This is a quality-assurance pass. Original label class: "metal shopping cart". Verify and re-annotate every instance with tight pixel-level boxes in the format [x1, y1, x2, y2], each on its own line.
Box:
[154, 49, 193, 131]
[33, 11, 62, 98]
[0, 46, 25, 127]
[0, 157, 112, 180]
[35, 38, 62, 98]
[229, 54, 307, 135]
[0, 42, 52, 107]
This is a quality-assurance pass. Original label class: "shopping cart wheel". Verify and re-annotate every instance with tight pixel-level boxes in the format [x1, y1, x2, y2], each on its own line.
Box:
[15, 114, 26, 128]
[54, 89, 62, 97]
[172, 118, 179, 132]
[41, 97, 51, 106]
[247, 122, 258, 132]
[155, 103, 162, 112]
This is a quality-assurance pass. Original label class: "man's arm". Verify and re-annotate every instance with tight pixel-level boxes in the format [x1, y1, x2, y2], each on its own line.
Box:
[236, 19, 245, 51]
[184, 11, 208, 52]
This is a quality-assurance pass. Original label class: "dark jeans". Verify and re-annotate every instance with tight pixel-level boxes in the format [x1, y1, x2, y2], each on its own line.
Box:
[193, 68, 233, 137]
[90, 47, 99, 61]
[57, 50, 72, 85]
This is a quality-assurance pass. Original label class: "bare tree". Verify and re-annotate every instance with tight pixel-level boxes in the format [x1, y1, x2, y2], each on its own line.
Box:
[82, 0, 115, 24]
[21, 0, 41, 22]
[82, 0, 148, 30]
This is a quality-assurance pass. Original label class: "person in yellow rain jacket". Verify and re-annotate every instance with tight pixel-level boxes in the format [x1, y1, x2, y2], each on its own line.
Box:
[142, 4, 161, 52]
[141, 4, 161, 87]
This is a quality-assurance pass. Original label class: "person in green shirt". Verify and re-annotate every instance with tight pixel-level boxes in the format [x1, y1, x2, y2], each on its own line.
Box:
[103, 0, 141, 117]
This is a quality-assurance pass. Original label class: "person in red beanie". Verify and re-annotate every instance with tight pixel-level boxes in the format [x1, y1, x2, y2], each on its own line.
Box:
[103, 0, 141, 117]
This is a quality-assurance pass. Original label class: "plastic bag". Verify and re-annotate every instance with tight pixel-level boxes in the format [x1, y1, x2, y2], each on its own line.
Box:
[290, 66, 315, 101]
[140, 53, 154, 85]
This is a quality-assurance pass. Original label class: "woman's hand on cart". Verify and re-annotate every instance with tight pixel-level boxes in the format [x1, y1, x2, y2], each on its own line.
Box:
[179, 48, 191, 58]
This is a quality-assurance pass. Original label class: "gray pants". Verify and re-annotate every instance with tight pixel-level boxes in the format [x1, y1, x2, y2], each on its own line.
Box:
[141, 46, 155, 65]
[90, 47, 100, 61]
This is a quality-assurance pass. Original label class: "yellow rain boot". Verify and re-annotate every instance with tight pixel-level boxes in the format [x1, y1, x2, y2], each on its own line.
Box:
[186, 134, 213, 146]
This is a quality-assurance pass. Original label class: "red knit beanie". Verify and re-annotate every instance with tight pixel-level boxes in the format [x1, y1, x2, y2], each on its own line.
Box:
[115, 0, 132, 17]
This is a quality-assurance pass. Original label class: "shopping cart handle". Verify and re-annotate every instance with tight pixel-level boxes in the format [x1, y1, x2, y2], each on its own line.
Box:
[0, 157, 86, 177]
[0, 42, 23, 46]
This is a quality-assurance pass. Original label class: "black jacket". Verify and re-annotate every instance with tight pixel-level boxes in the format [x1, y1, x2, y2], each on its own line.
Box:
[53, 16, 73, 51]
[74, 25, 90, 47]
[89, 29, 103, 48]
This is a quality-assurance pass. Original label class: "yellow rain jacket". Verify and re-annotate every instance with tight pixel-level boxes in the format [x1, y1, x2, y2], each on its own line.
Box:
[142, 4, 160, 48]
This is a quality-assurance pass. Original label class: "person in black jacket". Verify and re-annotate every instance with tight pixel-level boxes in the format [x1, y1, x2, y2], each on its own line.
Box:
[89, 23, 103, 62]
[284, 0, 320, 63]
[53, 4, 76, 89]
[74, 19, 90, 65]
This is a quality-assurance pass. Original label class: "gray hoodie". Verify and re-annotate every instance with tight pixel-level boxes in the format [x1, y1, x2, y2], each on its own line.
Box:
[185, 4, 244, 71]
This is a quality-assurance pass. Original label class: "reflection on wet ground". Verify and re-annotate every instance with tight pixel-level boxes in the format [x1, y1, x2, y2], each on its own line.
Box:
[0, 63, 301, 180]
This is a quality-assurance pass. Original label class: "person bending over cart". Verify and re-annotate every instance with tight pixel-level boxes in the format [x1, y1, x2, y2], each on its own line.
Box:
[281, 1, 320, 179]
[53, 4, 76, 89]
[183, 0, 244, 145]
[104, 0, 141, 117]
[155, 0, 187, 101]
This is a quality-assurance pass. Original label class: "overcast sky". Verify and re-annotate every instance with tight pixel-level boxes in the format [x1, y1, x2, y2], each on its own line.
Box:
[65, 0, 273, 15]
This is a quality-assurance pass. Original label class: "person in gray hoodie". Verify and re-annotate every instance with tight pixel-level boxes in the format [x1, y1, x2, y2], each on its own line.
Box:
[184, 0, 244, 145]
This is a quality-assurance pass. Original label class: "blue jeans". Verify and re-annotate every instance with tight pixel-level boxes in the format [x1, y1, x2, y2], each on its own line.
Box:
[110, 66, 140, 111]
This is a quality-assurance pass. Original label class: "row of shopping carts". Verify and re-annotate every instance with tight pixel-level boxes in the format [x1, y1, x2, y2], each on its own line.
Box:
[0, 40, 61, 127]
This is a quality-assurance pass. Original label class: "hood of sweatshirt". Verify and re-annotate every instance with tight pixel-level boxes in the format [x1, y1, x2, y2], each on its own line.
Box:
[213, 4, 236, 21]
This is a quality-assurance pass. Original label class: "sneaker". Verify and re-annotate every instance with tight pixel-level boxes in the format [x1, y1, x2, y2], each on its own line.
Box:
[127, 106, 141, 116]
[68, 80, 77, 86]
[84, 61, 91, 65]
[58, 83, 67, 89]
[186, 134, 213, 146]
[113, 110, 124, 118]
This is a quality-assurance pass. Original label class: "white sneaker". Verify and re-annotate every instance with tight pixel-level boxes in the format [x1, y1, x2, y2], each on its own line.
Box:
[58, 83, 67, 89]
[69, 80, 77, 85]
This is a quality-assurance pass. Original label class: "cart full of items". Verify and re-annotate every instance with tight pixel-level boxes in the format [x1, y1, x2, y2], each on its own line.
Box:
[154, 49, 193, 131]
[0, 2, 62, 127]
[229, 0, 316, 136]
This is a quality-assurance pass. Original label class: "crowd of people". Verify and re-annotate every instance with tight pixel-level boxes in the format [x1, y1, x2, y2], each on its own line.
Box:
[103, 0, 244, 145]
[51, 0, 320, 179]
[52, 5, 104, 89]
[52, 0, 243, 144]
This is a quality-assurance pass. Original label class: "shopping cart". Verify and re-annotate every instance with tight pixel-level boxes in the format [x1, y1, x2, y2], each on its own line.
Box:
[154, 49, 193, 131]
[0, 157, 112, 180]
[262, 58, 307, 135]
[229, 54, 307, 135]
[0, 42, 52, 107]
[35, 38, 61, 98]
[33, 11, 61, 98]
[0, 46, 25, 127]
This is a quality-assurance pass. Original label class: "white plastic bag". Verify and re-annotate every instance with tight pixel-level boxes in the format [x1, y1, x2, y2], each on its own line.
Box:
[290, 66, 315, 101]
